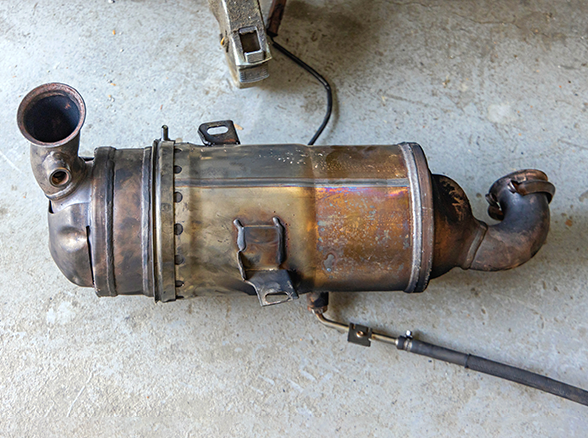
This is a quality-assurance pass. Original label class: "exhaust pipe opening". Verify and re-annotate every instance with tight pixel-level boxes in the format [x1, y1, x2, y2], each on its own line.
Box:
[18, 83, 85, 146]
[18, 83, 87, 199]
[468, 169, 555, 271]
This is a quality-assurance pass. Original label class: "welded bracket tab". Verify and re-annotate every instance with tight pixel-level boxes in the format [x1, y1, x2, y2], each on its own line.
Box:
[198, 120, 241, 146]
[208, 0, 272, 87]
[234, 217, 298, 306]
[246, 270, 298, 307]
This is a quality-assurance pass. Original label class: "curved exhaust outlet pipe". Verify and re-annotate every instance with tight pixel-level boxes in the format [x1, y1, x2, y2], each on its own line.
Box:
[18, 83, 555, 304]
[471, 170, 554, 271]
[430, 171, 555, 279]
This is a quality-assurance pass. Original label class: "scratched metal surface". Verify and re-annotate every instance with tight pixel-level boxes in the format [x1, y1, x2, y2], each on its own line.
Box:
[0, 0, 586, 436]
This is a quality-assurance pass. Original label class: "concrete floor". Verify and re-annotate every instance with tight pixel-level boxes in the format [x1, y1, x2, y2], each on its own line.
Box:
[0, 0, 587, 436]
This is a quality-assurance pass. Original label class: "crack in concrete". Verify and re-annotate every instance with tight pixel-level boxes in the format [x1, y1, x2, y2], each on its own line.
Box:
[66, 371, 93, 417]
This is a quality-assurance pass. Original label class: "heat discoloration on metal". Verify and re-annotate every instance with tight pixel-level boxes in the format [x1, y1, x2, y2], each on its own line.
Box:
[172, 143, 422, 298]
[91, 147, 151, 297]
[313, 185, 412, 291]
[19, 84, 556, 303]
[111, 149, 145, 295]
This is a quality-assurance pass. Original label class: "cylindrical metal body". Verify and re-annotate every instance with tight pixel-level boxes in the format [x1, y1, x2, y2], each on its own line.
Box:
[172, 142, 433, 299]
[86, 141, 433, 301]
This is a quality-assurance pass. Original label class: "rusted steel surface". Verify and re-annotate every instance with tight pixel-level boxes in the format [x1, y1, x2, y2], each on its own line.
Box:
[312, 183, 411, 291]
[430, 170, 555, 278]
[429, 174, 487, 279]
[306, 291, 329, 313]
[18, 83, 556, 304]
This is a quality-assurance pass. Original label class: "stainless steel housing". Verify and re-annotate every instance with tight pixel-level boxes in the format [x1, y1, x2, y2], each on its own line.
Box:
[18, 83, 556, 306]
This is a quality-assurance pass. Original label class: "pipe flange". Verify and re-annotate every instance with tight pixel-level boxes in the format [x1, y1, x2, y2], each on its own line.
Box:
[485, 170, 555, 221]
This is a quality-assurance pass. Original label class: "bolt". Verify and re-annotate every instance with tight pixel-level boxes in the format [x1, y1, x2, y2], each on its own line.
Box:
[162, 125, 170, 141]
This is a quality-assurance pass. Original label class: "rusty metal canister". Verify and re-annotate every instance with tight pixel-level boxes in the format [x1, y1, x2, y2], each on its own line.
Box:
[168, 142, 433, 302]
[18, 84, 553, 306]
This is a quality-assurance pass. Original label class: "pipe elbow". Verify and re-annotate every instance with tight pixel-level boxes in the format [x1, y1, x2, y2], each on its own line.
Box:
[469, 170, 555, 271]
[18, 83, 94, 287]
[430, 169, 555, 278]
[17, 83, 87, 200]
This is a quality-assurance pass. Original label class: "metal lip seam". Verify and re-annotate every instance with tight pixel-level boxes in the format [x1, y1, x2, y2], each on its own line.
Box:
[141, 146, 154, 297]
[153, 140, 177, 302]
[90, 147, 117, 297]
[399, 143, 424, 293]
[411, 144, 434, 292]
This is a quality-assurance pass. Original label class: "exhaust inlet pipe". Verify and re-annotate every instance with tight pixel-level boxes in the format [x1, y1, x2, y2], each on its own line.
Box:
[17, 83, 555, 305]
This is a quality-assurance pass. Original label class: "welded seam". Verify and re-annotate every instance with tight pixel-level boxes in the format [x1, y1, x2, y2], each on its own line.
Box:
[104, 148, 116, 297]
[175, 178, 410, 189]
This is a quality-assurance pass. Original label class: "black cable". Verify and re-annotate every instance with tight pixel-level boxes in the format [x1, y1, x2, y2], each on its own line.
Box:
[396, 336, 588, 406]
[269, 37, 333, 145]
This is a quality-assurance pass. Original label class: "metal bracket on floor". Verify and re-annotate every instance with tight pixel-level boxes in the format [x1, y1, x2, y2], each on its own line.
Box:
[208, 0, 272, 87]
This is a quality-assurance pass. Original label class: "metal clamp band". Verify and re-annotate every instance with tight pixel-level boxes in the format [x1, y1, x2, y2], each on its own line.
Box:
[153, 140, 177, 302]
[91, 147, 116, 297]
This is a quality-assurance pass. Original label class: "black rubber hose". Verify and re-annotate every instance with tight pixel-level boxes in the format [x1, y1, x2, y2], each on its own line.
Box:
[396, 336, 588, 406]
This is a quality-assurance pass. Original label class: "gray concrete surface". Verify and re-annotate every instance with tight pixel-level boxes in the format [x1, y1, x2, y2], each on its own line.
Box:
[0, 0, 587, 436]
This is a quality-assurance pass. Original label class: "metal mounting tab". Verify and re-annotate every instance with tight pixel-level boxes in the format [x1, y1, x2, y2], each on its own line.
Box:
[198, 120, 241, 146]
[234, 217, 298, 306]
